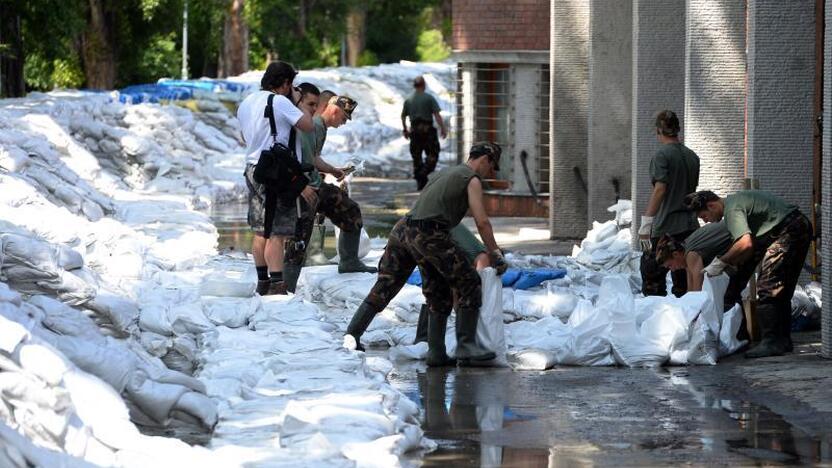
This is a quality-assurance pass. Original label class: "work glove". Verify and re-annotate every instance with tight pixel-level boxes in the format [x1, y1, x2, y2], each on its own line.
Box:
[489, 249, 509, 275]
[704, 257, 728, 277]
[638, 216, 654, 252]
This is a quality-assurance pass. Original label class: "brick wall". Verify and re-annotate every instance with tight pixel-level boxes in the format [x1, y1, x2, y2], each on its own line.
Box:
[453, 0, 550, 51]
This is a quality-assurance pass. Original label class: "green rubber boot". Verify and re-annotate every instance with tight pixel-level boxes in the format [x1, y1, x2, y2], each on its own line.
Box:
[414, 304, 429, 344]
[426, 313, 456, 367]
[745, 303, 787, 359]
[338, 229, 378, 274]
[454, 307, 496, 366]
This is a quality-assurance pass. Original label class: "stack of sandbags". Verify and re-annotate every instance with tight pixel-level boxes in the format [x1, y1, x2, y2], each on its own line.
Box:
[0, 282, 220, 466]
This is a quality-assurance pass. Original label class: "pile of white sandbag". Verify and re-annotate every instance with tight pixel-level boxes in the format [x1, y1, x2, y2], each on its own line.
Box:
[0, 283, 223, 467]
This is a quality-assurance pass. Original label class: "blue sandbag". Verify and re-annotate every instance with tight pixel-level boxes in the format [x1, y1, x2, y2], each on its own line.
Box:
[501, 268, 522, 287]
[406, 268, 422, 286]
[513, 268, 567, 290]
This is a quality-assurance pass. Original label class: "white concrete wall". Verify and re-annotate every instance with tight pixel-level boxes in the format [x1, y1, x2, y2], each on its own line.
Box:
[550, 0, 589, 238]
[747, 0, 815, 215]
[630, 0, 687, 247]
[588, 0, 633, 223]
[684, 0, 747, 195]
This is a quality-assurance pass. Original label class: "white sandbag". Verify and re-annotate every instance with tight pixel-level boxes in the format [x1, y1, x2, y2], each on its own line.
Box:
[509, 349, 556, 370]
[719, 304, 747, 356]
[475, 268, 508, 366]
[201, 296, 258, 328]
[388, 342, 428, 361]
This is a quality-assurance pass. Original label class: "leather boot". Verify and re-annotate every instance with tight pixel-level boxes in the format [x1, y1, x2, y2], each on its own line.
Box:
[283, 264, 302, 293]
[265, 281, 288, 296]
[345, 301, 378, 352]
[256, 280, 270, 296]
[338, 229, 378, 274]
[414, 304, 429, 344]
[745, 303, 787, 358]
[426, 313, 456, 367]
[454, 307, 496, 365]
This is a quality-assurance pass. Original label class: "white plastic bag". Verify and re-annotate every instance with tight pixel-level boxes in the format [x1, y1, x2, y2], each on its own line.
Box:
[475, 268, 508, 366]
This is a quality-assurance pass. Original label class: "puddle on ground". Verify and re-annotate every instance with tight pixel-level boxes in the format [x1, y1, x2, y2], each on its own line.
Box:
[664, 368, 830, 466]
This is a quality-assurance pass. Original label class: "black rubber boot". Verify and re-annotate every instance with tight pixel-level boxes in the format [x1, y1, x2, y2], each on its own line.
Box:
[426, 313, 456, 367]
[345, 301, 378, 352]
[256, 280, 270, 296]
[414, 304, 429, 344]
[454, 307, 496, 366]
[745, 303, 787, 359]
[282, 264, 302, 293]
[338, 230, 378, 274]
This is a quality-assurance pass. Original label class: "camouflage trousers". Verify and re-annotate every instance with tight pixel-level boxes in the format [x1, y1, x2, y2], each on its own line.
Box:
[640, 230, 694, 297]
[284, 182, 364, 268]
[410, 120, 440, 190]
[363, 218, 482, 317]
[753, 211, 812, 308]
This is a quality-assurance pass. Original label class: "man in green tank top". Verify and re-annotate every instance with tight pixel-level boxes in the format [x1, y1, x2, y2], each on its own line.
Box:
[684, 190, 812, 358]
[637, 110, 700, 298]
[401, 75, 447, 190]
[283, 87, 378, 292]
[345, 142, 507, 367]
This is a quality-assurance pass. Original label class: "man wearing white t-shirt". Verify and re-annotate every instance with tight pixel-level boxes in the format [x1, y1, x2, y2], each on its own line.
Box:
[237, 61, 314, 295]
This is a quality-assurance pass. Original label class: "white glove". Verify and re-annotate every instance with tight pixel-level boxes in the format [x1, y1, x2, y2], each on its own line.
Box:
[638, 216, 654, 252]
[704, 257, 728, 277]
[637, 216, 654, 236]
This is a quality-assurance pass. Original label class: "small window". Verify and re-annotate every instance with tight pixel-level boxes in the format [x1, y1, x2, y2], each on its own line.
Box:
[474, 63, 510, 177]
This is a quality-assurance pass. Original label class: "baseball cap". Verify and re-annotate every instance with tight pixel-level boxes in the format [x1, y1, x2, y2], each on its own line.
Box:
[470, 142, 501, 172]
[329, 95, 357, 120]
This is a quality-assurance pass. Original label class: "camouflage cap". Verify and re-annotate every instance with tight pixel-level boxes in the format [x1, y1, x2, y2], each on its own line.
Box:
[470, 141, 501, 171]
[329, 95, 357, 120]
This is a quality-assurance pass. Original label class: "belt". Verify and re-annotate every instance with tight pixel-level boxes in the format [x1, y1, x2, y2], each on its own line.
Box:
[405, 216, 449, 231]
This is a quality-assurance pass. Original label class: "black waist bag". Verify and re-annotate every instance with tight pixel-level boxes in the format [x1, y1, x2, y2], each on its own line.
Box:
[252, 93, 311, 237]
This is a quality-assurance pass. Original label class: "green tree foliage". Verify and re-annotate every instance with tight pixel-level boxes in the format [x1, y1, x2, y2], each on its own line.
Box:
[3, 0, 451, 92]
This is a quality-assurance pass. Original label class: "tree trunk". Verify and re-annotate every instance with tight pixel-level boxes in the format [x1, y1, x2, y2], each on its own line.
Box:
[81, 0, 116, 89]
[219, 0, 248, 78]
[345, 2, 366, 67]
[0, 8, 26, 97]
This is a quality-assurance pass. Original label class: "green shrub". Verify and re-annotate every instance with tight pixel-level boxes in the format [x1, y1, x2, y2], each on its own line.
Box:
[416, 29, 450, 62]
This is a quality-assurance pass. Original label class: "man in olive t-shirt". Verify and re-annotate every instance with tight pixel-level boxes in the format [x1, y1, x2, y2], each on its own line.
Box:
[401, 75, 448, 190]
[684, 189, 812, 358]
[638, 110, 700, 298]
[345, 143, 505, 367]
[283, 88, 377, 292]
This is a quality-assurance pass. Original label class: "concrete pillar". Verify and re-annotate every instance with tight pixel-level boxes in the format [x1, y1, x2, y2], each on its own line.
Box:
[549, 0, 589, 238]
[511, 64, 540, 194]
[822, 0, 831, 359]
[460, 63, 476, 162]
[684, 0, 747, 195]
[747, 1, 815, 215]
[630, 0, 687, 247]
[587, 0, 632, 223]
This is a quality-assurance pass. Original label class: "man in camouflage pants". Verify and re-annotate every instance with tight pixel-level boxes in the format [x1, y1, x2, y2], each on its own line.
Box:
[401, 75, 447, 190]
[345, 142, 507, 367]
[283, 88, 378, 292]
[685, 190, 812, 358]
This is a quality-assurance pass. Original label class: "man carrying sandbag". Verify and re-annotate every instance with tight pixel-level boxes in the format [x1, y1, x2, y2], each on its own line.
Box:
[683, 189, 812, 358]
[344, 142, 508, 367]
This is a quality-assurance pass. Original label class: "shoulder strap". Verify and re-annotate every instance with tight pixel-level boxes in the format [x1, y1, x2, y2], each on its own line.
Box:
[288, 126, 296, 155]
[264, 93, 278, 144]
